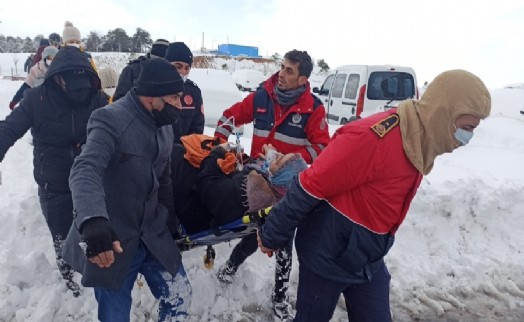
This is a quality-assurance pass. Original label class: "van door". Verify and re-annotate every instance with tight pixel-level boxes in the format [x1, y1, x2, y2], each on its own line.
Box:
[325, 72, 348, 124]
[339, 73, 361, 123]
[317, 73, 334, 106]
[362, 70, 417, 117]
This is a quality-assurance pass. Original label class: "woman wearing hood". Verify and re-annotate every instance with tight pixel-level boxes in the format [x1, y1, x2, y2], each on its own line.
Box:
[9, 46, 59, 110]
[258, 69, 492, 322]
[0, 46, 108, 297]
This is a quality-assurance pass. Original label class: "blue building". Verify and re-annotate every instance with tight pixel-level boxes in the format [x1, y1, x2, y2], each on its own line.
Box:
[217, 44, 260, 58]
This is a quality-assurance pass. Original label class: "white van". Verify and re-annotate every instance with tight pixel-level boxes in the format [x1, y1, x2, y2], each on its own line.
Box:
[313, 65, 418, 124]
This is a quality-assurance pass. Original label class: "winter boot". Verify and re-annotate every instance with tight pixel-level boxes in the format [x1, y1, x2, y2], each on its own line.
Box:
[55, 240, 81, 297]
[272, 296, 294, 322]
[217, 260, 238, 284]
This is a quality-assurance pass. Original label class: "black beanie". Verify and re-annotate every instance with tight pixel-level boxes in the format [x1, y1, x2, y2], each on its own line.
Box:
[39, 38, 50, 47]
[136, 58, 185, 97]
[150, 39, 169, 58]
[164, 42, 193, 66]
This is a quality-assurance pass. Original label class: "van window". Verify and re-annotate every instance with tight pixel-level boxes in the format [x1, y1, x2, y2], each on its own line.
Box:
[367, 72, 416, 100]
[332, 73, 347, 98]
[344, 74, 360, 99]
[320, 74, 334, 95]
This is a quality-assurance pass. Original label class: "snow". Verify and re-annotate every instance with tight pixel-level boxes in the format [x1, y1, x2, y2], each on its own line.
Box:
[231, 69, 266, 92]
[1, 53, 524, 321]
[188, 68, 244, 126]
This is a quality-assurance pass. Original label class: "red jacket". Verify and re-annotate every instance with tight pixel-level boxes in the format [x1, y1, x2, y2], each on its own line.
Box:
[215, 73, 330, 164]
[300, 109, 423, 234]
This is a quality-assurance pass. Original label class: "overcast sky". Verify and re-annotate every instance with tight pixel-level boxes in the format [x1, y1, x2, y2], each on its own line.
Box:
[1, 0, 523, 89]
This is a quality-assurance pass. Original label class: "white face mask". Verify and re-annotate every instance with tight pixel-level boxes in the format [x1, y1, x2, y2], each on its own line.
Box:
[181, 75, 188, 83]
[44, 59, 52, 67]
[454, 128, 474, 146]
[67, 43, 81, 48]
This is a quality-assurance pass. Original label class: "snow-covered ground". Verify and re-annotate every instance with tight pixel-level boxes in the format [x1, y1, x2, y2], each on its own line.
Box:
[1, 52, 524, 321]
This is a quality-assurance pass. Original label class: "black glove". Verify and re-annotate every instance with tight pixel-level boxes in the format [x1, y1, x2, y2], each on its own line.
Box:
[81, 217, 118, 258]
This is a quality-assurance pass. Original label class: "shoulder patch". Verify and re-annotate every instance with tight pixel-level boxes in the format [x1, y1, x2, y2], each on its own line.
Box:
[370, 113, 400, 138]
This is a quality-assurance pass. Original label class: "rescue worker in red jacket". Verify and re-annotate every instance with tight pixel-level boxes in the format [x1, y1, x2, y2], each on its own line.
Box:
[214, 49, 330, 321]
[215, 49, 330, 164]
[258, 69, 492, 322]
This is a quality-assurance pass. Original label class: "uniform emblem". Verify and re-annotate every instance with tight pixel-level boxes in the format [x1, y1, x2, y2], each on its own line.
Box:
[370, 113, 400, 138]
[292, 113, 302, 123]
[256, 108, 267, 113]
[184, 95, 193, 105]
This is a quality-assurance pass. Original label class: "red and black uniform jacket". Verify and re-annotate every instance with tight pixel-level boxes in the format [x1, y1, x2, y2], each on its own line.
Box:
[215, 73, 330, 164]
[260, 110, 423, 284]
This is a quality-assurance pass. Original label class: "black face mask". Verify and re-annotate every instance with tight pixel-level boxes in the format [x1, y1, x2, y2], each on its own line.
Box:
[65, 88, 92, 103]
[152, 103, 180, 127]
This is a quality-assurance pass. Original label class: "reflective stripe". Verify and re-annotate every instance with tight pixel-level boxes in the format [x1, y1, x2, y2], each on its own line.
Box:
[317, 144, 326, 151]
[274, 132, 309, 146]
[215, 126, 232, 137]
[306, 146, 318, 160]
[218, 115, 233, 125]
[216, 116, 234, 137]
[253, 128, 270, 138]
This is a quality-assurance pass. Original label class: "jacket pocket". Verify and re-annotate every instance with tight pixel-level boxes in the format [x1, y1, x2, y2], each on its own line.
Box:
[253, 117, 270, 131]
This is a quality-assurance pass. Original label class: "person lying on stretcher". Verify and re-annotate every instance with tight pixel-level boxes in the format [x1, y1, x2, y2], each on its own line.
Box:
[170, 134, 308, 236]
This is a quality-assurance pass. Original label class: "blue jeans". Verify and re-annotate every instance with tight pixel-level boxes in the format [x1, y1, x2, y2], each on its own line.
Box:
[294, 261, 391, 322]
[95, 243, 192, 322]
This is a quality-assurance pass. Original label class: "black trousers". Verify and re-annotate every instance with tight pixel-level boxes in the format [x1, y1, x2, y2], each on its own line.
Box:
[228, 232, 293, 302]
[37, 185, 76, 282]
[294, 261, 391, 322]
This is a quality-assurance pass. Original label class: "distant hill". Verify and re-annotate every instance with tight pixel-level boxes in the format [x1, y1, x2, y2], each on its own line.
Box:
[0, 52, 328, 88]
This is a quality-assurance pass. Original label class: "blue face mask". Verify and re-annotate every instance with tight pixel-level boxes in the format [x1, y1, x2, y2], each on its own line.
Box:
[455, 128, 474, 146]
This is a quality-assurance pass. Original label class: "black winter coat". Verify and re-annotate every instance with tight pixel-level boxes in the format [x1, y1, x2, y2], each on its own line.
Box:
[112, 55, 147, 102]
[0, 46, 108, 192]
[197, 149, 248, 227]
[171, 146, 248, 234]
[172, 79, 205, 143]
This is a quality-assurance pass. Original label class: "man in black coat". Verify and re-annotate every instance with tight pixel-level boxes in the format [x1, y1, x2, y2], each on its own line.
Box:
[164, 42, 205, 143]
[112, 39, 169, 102]
[0, 46, 108, 297]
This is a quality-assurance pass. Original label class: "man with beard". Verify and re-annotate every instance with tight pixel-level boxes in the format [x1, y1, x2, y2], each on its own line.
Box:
[0, 46, 108, 297]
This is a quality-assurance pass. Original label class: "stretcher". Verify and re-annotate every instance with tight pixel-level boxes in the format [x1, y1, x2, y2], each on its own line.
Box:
[176, 207, 271, 268]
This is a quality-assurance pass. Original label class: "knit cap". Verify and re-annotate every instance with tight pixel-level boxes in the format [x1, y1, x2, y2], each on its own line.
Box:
[42, 46, 59, 60]
[136, 58, 185, 97]
[62, 21, 81, 43]
[164, 42, 193, 66]
[150, 39, 170, 58]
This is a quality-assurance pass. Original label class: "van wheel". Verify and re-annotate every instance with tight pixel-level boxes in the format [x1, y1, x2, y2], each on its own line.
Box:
[340, 118, 349, 125]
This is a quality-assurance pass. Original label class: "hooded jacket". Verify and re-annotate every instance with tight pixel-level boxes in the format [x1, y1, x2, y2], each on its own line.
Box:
[0, 46, 107, 192]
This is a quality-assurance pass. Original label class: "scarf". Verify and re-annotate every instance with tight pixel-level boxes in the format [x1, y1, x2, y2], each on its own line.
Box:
[274, 84, 306, 107]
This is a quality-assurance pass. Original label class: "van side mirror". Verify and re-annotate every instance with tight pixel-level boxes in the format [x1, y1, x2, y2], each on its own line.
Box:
[312, 87, 320, 94]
